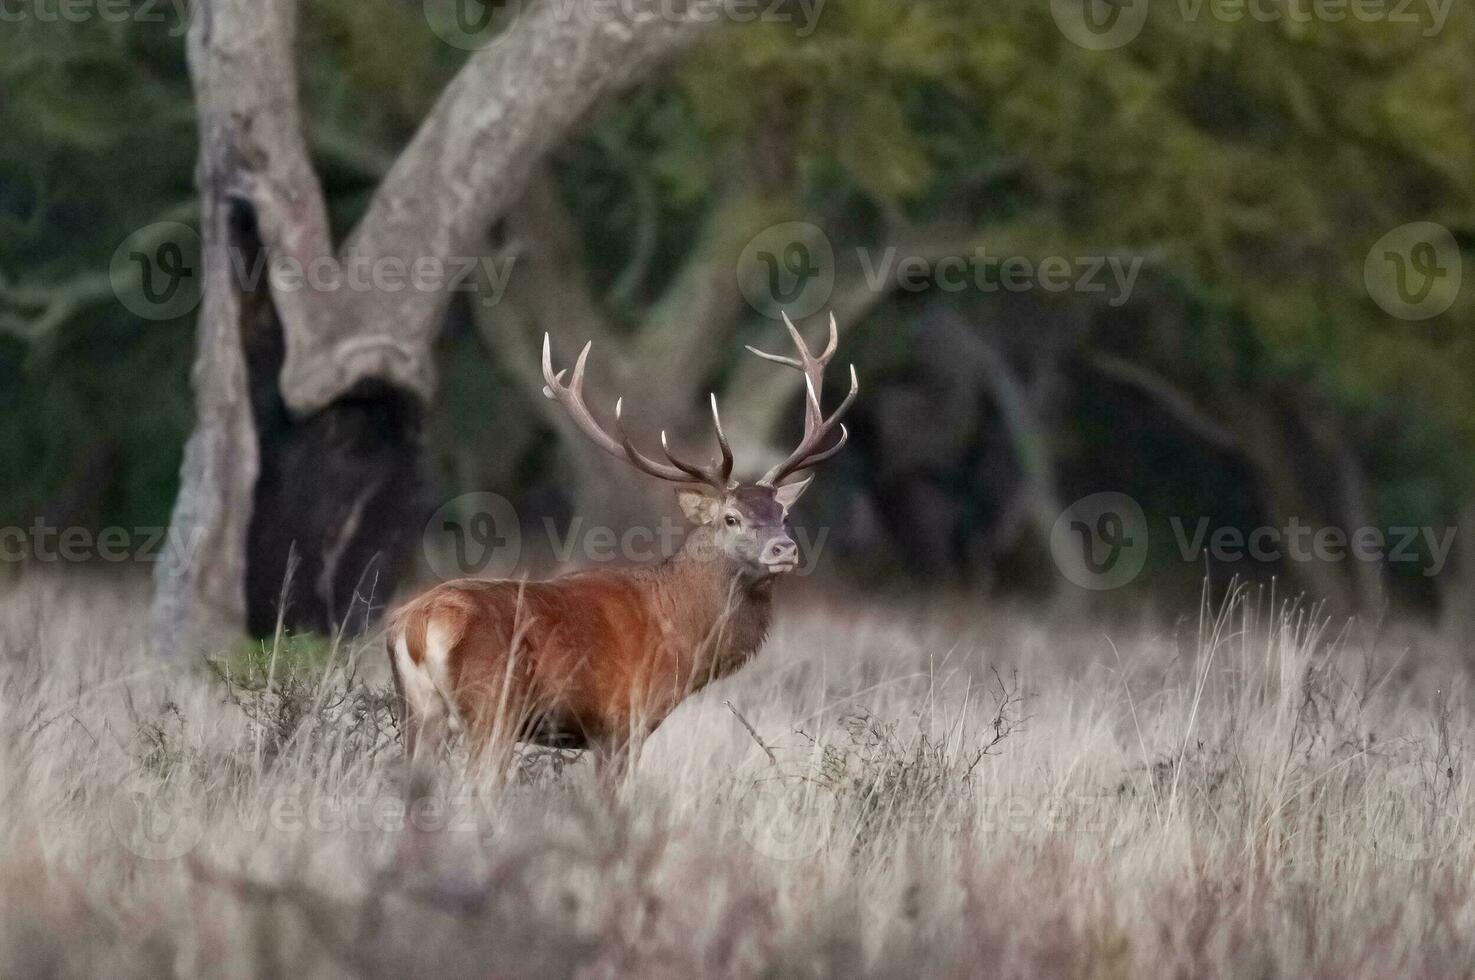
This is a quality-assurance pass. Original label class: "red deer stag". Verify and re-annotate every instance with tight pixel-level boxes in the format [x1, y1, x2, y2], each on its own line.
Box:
[387, 313, 857, 781]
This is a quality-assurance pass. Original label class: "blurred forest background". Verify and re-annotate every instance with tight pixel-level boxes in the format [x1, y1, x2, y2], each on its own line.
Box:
[1, 0, 1472, 642]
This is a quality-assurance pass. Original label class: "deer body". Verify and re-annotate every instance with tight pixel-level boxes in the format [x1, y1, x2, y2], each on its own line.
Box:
[389, 527, 775, 767]
[389, 315, 856, 780]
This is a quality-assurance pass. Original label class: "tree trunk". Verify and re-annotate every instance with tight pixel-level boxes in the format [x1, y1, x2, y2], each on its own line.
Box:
[149, 168, 261, 659]
[152, 0, 720, 659]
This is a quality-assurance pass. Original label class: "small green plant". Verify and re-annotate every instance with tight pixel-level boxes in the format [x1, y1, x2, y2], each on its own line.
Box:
[205, 634, 399, 776]
[215, 633, 338, 686]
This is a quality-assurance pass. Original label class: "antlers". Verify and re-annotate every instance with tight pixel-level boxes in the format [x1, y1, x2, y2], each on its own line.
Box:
[541, 312, 856, 492]
[542, 334, 734, 491]
[746, 312, 858, 487]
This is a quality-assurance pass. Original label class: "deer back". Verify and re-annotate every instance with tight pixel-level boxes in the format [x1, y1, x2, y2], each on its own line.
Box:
[389, 557, 771, 749]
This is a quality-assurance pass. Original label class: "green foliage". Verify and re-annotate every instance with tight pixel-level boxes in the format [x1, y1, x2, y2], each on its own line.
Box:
[0, 3, 448, 527]
[216, 632, 339, 684]
[2, 1, 1471, 593]
[0, 12, 199, 526]
[962, 5, 1475, 437]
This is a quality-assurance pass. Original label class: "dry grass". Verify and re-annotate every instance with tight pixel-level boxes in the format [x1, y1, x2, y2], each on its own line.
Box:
[2, 573, 1473, 978]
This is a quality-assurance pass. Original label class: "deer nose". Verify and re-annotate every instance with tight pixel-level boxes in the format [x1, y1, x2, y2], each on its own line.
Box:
[763, 538, 798, 568]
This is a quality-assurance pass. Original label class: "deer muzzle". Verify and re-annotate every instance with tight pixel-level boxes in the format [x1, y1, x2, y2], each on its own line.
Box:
[761, 537, 799, 573]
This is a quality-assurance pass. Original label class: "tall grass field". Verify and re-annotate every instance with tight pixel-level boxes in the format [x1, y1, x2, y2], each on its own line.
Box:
[2, 574, 1472, 978]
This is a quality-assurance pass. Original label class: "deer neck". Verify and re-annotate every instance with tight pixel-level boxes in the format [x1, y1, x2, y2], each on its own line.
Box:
[651, 528, 774, 683]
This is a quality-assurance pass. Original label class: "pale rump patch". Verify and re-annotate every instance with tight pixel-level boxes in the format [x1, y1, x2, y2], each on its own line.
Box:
[423, 620, 464, 734]
[393, 632, 442, 736]
[391, 616, 464, 753]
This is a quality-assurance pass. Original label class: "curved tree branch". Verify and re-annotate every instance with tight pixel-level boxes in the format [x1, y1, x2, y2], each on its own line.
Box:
[1081, 350, 1239, 453]
[192, 0, 723, 417]
[289, 0, 724, 413]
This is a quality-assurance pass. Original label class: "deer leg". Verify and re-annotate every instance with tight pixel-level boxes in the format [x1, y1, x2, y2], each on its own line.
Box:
[409, 707, 451, 765]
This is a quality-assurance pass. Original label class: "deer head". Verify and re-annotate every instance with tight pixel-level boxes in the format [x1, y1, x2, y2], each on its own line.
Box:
[541, 312, 858, 579]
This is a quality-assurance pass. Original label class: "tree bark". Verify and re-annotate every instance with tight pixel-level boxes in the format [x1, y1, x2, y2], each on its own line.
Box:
[152, 0, 720, 659]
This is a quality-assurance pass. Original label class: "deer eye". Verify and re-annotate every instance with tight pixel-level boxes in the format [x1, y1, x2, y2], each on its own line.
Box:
[724, 513, 740, 528]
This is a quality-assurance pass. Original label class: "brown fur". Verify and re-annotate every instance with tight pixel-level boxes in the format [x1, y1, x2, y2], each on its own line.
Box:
[387, 524, 776, 775]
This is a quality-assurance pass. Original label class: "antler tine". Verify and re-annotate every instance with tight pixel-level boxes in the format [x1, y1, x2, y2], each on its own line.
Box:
[612, 399, 696, 484]
[542, 333, 731, 491]
[746, 311, 839, 432]
[745, 313, 858, 486]
[760, 359, 859, 487]
[798, 422, 849, 468]
[541, 331, 567, 396]
[710, 393, 735, 486]
[542, 333, 687, 484]
[543, 335, 623, 461]
[656, 394, 734, 488]
[743, 311, 837, 365]
[743, 345, 802, 369]
[819, 311, 839, 361]
[658, 431, 708, 483]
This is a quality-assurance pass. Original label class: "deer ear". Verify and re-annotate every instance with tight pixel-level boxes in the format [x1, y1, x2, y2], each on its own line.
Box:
[676, 487, 721, 525]
[772, 476, 813, 513]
